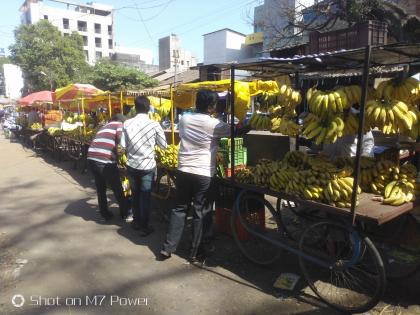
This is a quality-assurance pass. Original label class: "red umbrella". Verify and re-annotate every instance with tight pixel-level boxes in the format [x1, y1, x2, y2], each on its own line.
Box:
[19, 90, 53, 107]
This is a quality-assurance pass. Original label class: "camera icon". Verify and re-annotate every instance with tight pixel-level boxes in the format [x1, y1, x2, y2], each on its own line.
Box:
[12, 294, 25, 308]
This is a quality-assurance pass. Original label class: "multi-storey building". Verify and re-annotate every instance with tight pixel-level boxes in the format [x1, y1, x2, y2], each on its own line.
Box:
[111, 46, 159, 74]
[19, 0, 114, 65]
[158, 34, 197, 72]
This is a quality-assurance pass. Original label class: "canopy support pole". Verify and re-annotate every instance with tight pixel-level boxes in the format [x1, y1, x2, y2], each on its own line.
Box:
[350, 45, 372, 226]
[120, 91, 123, 114]
[108, 93, 112, 119]
[170, 84, 175, 145]
[81, 97, 86, 136]
[230, 66, 236, 184]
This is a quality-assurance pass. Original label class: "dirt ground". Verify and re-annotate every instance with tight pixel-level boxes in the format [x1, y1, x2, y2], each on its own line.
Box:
[0, 131, 419, 315]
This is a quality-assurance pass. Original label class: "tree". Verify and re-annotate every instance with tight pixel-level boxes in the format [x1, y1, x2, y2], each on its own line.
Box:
[86, 59, 158, 92]
[9, 20, 88, 94]
[256, 0, 420, 49]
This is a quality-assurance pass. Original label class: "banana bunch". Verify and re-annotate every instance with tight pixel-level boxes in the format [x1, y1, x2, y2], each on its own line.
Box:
[30, 122, 42, 130]
[253, 159, 281, 187]
[148, 112, 162, 122]
[269, 168, 295, 192]
[155, 144, 179, 169]
[268, 104, 297, 117]
[340, 85, 362, 106]
[369, 159, 400, 194]
[118, 153, 128, 168]
[365, 99, 416, 134]
[247, 113, 271, 131]
[282, 150, 308, 169]
[121, 176, 131, 197]
[343, 112, 357, 136]
[156, 101, 172, 119]
[303, 115, 345, 144]
[277, 84, 302, 110]
[383, 180, 416, 206]
[324, 177, 361, 208]
[270, 117, 300, 136]
[48, 127, 62, 136]
[376, 77, 420, 104]
[307, 89, 349, 117]
[236, 168, 255, 185]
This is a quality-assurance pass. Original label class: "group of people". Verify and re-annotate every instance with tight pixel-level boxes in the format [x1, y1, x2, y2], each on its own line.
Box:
[87, 90, 230, 262]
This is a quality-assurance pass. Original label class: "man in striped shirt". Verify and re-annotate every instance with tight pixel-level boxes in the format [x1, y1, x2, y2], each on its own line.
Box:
[87, 115, 129, 221]
[121, 96, 167, 236]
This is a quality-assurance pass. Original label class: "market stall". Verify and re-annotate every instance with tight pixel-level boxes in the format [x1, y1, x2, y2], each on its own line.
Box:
[211, 43, 420, 313]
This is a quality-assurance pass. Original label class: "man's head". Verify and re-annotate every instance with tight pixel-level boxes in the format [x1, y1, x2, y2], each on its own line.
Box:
[135, 96, 150, 114]
[196, 89, 218, 114]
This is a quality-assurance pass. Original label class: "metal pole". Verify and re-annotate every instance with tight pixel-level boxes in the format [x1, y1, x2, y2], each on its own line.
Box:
[170, 84, 175, 145]
[230, 66, 235, 183]
[120, 91, 123, 114]
[350, 45, 372, 225]
[294, 71, 300, 151]
[81, 97, 86, 136]
[108, 92, 112, 119]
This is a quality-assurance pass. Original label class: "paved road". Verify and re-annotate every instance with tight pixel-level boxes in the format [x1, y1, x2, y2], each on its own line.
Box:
[0, 132, 418, 315]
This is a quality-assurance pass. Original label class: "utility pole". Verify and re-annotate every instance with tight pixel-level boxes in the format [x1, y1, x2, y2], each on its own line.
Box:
[172, 49, 179, 88]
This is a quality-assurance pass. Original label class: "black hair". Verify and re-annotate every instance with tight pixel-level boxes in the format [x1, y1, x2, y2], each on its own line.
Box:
[123, 104, 131, 115]
[135, 96, 150, 113]
[196, 89, 218, 113]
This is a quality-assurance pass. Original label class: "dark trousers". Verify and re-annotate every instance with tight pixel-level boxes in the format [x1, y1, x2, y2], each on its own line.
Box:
[88, 160, 128, 218]
[127, 166, 155, 228]
[163, 171, 215, 256]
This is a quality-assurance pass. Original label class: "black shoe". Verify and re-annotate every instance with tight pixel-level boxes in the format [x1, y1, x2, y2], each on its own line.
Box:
[101, 212, 114, 221]
[131, 221, 142, 230]
[157, 249, 171, 261]
[139, 226, 155, 237]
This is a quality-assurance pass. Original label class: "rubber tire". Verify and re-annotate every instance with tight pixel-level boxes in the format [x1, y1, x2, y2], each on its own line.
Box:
[298, 221, 386, 314]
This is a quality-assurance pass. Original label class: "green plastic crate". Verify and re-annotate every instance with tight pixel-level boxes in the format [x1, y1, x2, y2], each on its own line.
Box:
[219, 138, 243, 151]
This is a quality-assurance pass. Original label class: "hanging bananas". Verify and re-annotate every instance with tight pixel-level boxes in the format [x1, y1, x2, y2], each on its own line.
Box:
[247, 112, 271, 131]
[270, 116, 300, 136]
[376, 77, 420, 104]
[307, 88, 349, 118]
[302, 115, 344, 144]
[365, 99, 416, 135]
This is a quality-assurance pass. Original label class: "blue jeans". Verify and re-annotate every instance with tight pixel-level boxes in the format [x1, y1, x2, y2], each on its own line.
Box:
[127, 166, 155, 228]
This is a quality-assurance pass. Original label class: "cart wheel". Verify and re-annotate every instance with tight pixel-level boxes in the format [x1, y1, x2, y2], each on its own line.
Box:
[231, 191, 282, 266]
[152, 169, 175, 200]
[299, 221, 386, 313]
[276, 198, 326, 242]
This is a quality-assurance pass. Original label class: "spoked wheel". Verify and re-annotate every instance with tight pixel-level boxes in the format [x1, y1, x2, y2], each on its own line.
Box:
[231, 191, 283, 265]
[299, 221, 386, 313]
[152, 168, 175, 200]
[276, 199, 326, 242]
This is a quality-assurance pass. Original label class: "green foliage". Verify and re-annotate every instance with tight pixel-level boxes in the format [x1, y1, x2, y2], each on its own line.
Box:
[86, 59, 158, 92]
[9, 20, 88, 94]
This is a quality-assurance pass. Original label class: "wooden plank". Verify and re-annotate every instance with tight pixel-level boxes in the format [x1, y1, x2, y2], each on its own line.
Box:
[219, 180, 419, 225]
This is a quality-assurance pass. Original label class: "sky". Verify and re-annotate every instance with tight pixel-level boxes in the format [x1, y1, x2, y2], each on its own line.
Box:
[0, 0, 262, 64]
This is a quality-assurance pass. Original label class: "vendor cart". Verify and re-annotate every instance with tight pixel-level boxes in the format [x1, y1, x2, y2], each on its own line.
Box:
[219, 43, 420, 313]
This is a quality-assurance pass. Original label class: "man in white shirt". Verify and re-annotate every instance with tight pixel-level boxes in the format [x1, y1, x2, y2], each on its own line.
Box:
[161, 90, 230, 261]
[121, 96, 167, 236]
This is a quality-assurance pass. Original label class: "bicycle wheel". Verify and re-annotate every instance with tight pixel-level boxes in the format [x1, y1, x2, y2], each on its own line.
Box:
[299, 221, 386, 313]
[231, 191, 282, 265]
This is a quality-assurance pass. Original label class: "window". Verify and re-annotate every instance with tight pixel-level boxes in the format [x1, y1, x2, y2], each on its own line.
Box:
[43, 15, 48, 20]
[108, 39, 113, 49]
[94, 23, 101, 34]
[108, 25, 112, 35]
[84, 50, 89, 61]
[63, 18, 69, 29]
[95, 37, 102, 48]
[63, 33, 69, 37]
[181, 60, 184, 66]
[77, 21, 87, 32]
[95, 51, 102, 59]
[187, 60, 190, 66]
[82, 36, 88, 46]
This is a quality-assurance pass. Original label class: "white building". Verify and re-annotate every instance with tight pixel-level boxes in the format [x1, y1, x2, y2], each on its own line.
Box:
[19, 0, 114, 65]
[158, 34, 197, 72]
[111, 46, 159, 74]
[3, 64, 24, 100]
[254, 0, 315, 51]
[203, 28, 246, 65]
